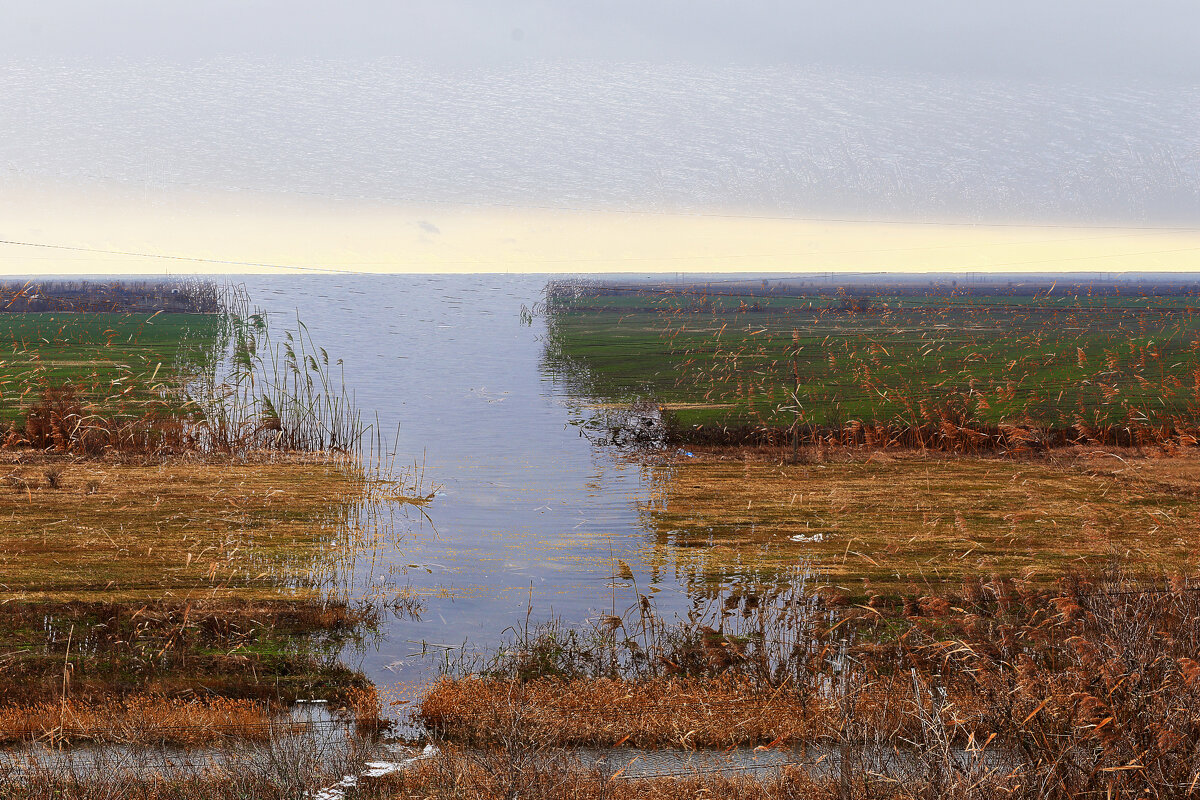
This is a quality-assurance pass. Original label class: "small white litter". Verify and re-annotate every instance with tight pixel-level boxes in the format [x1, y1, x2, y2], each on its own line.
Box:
[310, 744, 439, 800]
[789, 533, 824, 543]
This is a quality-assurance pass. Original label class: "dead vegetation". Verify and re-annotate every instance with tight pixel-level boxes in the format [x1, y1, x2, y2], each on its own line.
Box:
[637, 448, 1200, 597]
[382, 752, 840, 800]
[0, 448, 423, 738]
[0, 450, 392, 602]
[12, 383, 195, 456]
[0, 697, 278, 747]
[419, 567, 1200, 798]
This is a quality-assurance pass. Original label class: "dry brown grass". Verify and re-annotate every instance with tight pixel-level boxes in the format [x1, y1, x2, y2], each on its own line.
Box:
[640, 448, 1200, 596]
[0, 451, 398, 719]
[0, 450, 378, 602]
[5, 757, 852, 800]
[421, 674, 919, 750]
[0, 696, 279, 746]
[419, 571, 1200, 798]
[384, 755, 864, 800]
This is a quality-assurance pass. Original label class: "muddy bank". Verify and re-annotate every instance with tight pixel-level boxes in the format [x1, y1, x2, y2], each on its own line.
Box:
[0, 599, 378, 708]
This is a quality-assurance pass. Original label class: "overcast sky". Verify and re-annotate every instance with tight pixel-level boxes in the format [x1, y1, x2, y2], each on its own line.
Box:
[2, 0, 1198, 275]
[5, 1, 1199, 82]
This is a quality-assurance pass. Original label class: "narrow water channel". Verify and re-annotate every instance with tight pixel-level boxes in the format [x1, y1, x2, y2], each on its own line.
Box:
[242, 273, 694, 691]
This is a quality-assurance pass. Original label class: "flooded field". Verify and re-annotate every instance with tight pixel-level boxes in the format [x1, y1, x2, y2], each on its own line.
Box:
[6, 274, 1200, 798]
[233, 274, 717, 686]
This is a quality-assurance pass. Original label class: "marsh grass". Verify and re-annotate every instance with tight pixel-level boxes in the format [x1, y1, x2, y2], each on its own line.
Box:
[542, 282, 1200, 453]
[0, 440, 437, 713]
[420, 568, 1200, 798]
[355, 756, 905, 800]
[188, 311, 365, 456]
[0, 451, 402, 602]
[0, 598, 378, 706]
[636, 448, 1200, 598]
[0, 697, 278, 747]
[0, 283, 440, 788]
[1, 280, 369, 460]
[0, 281, 242, 433]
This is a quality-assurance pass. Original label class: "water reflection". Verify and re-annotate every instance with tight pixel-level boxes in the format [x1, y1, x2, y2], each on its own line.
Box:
[231, 275, 844, 691]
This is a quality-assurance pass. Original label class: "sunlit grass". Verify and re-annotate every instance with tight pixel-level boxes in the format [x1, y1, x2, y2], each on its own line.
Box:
[0, 312, 224, 424]
[0, 451, 419, 603]
[637, 449, 1200, 597]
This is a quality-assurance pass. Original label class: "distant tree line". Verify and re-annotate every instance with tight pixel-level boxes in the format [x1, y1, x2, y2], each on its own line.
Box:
[0, 279, 224, 314]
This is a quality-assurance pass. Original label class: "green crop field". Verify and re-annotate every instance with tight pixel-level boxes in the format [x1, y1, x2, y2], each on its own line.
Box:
[543, 287, 1200, 436]
[0, 312, 225, 422]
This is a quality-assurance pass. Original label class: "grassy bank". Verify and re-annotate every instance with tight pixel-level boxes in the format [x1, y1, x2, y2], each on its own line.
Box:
[0, 450, 412, 720]
[0, 288, 414, 751]
[544, 283, 1200, 447]
[0, 312, 226, 425]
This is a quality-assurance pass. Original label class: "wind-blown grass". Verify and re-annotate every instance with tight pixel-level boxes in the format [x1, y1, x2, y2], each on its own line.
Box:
[188, 312, 365, 455]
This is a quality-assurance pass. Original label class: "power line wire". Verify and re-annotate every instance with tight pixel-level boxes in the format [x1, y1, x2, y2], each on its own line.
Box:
[4, 235, 1200, 275]
[0, 239, 359, 275]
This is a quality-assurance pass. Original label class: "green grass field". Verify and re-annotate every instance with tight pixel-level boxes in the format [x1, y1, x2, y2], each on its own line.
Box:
[0, 312, 225, 422]
[543, 288, 1200, 434]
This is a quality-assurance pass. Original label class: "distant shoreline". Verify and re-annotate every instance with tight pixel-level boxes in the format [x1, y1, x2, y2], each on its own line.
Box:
[0, 278, 223, 314]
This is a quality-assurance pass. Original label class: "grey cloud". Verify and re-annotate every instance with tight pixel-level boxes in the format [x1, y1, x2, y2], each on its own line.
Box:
[3, 2, 1198, 82]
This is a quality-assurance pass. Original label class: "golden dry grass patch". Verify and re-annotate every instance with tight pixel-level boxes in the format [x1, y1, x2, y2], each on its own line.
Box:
[0, 452, 378, 602]
[0, 695, 278, 746]
[638, 450, 1200, 595]
[420, 675, 919, 750]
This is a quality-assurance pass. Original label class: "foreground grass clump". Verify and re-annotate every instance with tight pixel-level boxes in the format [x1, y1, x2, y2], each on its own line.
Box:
[419, 569, 1200, 798]
[639, 448, 1200, 597]
[372, 755, 865, 800]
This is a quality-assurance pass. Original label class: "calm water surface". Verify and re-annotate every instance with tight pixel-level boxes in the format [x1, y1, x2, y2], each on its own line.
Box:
[243, 274, 685, 690]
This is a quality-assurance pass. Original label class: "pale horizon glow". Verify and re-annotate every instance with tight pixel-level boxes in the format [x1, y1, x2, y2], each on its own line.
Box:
[1, 185, 1198, 278]
[3, 3, 1197, 279]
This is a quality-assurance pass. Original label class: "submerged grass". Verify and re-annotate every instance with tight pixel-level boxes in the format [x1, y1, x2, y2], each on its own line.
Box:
[0, 451, 389, 602]
[0, 598, 377, 705]
[637, 448, 1200, 598]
